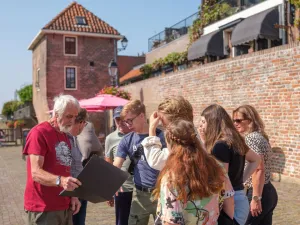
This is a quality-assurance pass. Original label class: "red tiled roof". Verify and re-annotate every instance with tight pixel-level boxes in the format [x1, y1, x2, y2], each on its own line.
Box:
[120, 69, 142, 83]
[43, 1, 120, 35]
[117, 56, 146, 78]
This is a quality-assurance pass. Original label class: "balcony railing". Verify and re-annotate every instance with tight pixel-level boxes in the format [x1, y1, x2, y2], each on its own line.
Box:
[148, 12, 199, 51]
[148, 0, 266, 51]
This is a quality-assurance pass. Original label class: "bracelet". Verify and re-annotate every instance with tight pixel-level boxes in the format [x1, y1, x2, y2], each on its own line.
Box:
[223, 190, 235, 199]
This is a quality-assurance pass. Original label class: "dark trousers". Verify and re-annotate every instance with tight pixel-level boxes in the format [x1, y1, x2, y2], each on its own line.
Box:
[246, 182, 278, 225]
[115, 191, 133, 225]
[73, 199, 88, 225]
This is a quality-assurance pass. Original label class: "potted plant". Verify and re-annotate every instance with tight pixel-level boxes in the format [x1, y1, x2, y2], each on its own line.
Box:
[152, 40, 161, 49]
[99, 86, 131, 100]
[14, 120, 25, 128]
[152, 58, 164, 73]
[140, 64, 153, 79]
[177, 51, 188, 71]
[6, 121, 14, 129]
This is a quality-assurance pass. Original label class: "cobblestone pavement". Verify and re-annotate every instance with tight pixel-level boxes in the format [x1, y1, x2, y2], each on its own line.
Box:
[0, 146, 299, 225]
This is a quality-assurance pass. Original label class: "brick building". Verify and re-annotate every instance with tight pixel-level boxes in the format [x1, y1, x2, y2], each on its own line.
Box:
[28, 2, 124, 128]
[121, 0, 300, 84]
[122, 42, 300, 180]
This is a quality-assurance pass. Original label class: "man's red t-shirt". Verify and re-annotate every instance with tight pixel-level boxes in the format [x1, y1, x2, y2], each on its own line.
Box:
[23, 122, 72, 212]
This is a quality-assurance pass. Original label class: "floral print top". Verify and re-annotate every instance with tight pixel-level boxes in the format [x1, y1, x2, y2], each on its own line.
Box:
[155, 175, 220, 225]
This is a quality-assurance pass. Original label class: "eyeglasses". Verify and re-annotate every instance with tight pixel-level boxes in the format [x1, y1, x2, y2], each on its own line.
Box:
[79, 121, 88, 127]
[124, 114, 140, 125]
[233, 119, 247, 124]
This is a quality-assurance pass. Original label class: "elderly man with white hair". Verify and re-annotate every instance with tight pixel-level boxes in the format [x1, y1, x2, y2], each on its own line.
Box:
[23, 94, 82, 225]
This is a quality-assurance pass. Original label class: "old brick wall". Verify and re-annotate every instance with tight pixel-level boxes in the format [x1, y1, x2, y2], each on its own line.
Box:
[32, 34, 115, 135]
[46, 34, 114, 134]
[46, 34, 113, 101]
[123, 43, 300, 179]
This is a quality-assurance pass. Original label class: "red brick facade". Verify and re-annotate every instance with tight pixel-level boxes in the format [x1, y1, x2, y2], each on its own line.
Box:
[122, 43, 300, 179]
[46, 34, 114, 103]
[32, 34, 115, 134]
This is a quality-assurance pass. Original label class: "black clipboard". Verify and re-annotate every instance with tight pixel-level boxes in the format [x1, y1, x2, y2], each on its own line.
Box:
[59, 155, 129, 203]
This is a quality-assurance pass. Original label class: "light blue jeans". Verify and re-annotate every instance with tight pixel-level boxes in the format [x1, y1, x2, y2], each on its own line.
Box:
[234, 190, 250, 225]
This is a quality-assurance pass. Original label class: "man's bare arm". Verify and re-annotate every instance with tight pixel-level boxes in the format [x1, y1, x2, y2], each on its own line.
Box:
[113, 157, 125, 168]
[30, 154, 81, 190]
[105, 157, 113, 164]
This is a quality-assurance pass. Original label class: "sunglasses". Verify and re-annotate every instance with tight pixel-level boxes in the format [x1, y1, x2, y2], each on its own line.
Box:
[233, 119, 248, 124]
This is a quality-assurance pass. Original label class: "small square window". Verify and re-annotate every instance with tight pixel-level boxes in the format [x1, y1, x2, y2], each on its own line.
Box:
[65, 67, 76, 89]
[76, 16, 87, 25]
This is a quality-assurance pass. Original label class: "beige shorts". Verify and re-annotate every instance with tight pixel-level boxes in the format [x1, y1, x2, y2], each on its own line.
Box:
[25, 209, 73, 225]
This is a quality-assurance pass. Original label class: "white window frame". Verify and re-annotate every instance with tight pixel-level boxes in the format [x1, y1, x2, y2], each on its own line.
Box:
[64, 35, 78, 56]
[36, 68, 40, 91]
[75, 16, 87, 25]
[64, 66, 77, 90]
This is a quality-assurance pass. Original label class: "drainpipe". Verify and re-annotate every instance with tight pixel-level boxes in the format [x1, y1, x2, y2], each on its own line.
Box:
[280, 0, 287, 44]
[113, 39, 119, 86]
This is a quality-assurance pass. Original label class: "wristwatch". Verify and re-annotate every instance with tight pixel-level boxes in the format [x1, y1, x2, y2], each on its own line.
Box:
[56, 176, 61, 187]
[252, 196, 262, 202]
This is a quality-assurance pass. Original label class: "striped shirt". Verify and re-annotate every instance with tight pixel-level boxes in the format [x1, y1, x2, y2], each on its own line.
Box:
[69, 135, 84, 178]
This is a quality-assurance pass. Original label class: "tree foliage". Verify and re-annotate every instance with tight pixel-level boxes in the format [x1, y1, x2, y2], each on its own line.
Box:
[290, 0, 300, 8]
[1, 101, 21, 116]
[17, 85, 33, 103]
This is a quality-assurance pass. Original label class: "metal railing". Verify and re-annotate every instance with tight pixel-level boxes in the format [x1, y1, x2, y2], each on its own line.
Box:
[148, 12, 199, 51]
[148, 0, 266, 51]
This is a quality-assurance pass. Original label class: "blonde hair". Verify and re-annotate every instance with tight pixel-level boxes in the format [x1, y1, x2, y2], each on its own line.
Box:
[233, 105, 269, 141]
[158, 96, 193, 123]
[121, 99, 145, 119]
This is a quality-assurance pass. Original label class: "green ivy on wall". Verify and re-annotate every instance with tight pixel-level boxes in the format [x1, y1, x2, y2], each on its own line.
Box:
[189, 0, 238, 44]
[139, 51, 188, 79]
[290, 0, 300, 8]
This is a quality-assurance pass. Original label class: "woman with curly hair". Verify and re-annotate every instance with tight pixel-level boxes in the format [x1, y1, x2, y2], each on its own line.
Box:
[143, 96, 196, 171]
[142, 118, 225, 225]
[233, 105, 277, 225]
[199, 104, 260, 225]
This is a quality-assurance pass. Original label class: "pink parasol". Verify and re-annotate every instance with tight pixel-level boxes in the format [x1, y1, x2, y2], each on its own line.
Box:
[48, 108, 104, 113]
[79, 94, 129, 110]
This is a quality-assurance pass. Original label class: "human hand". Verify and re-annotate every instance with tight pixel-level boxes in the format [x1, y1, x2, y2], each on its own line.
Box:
[197, 126, 206, 144]
[149, 112, 160, 133]
[60, 176, 82, 191]
[70, 197, 81, 215]
[106, 198, 114, 207]
[115, 186, 124, 197]
[250, 199, 262, 217]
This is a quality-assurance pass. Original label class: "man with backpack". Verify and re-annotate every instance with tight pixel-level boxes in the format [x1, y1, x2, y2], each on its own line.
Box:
[113, 100, 166, 225]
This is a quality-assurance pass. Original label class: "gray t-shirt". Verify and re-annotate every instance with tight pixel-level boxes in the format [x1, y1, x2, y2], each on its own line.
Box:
[77, 122, 103, 161]
[105, 130, 134, 192]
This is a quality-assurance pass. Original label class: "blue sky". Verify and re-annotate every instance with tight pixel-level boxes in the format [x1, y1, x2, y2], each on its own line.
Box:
[0, 0, 200, 111]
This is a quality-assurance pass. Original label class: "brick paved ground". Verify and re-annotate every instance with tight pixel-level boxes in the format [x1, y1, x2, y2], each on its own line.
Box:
[0, 146, 299, 225]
